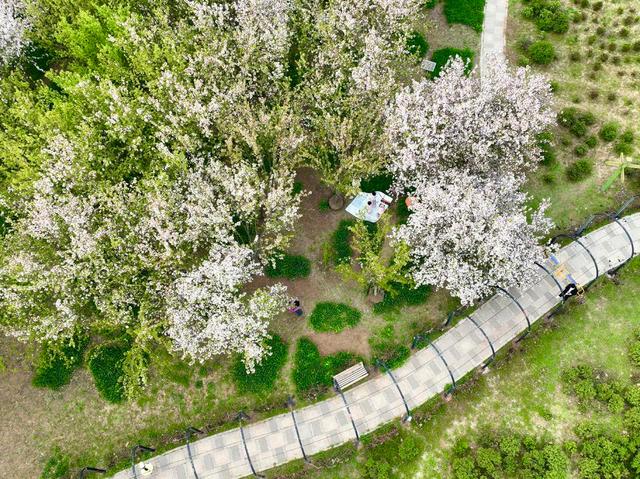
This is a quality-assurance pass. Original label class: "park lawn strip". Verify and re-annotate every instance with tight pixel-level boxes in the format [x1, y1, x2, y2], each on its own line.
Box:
[308, 302, 362, 333]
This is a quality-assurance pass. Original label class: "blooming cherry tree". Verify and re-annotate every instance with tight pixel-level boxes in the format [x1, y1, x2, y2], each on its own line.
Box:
[394, 171, 554, 306]
[385, 57, 555, 189]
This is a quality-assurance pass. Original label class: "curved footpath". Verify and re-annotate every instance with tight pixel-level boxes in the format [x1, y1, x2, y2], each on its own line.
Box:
[111, 212, 640, 479]
[480, 0, 509, 78]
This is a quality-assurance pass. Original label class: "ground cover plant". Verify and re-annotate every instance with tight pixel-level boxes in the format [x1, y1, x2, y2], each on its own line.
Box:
[308, 302, 362, 333]
[443, 0, 486, 31]
[32, 336, 88, 390]
[265, 253, 311, 279]
[87, 344, 128, 404]
[292, 337, 361, 395]
[232, 335, 288, 394]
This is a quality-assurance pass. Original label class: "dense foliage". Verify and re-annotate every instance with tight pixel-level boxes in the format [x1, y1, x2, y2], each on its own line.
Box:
[443, 0, 485, 32]
[87, 344, 128, 403]
[232, 334, 288, 394]
[265, 253, 311, 279]
[292, 337, 361, 395]
[32, 335, 88, 390]
[308, 302, 362, 333]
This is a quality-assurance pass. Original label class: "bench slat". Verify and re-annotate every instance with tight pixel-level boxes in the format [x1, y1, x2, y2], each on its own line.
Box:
[333, 362, 368, 390]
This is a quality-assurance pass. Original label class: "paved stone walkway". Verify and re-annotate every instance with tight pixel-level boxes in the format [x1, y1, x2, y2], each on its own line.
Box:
[480, 0, 509, 78]
[112, 212, 640, 479]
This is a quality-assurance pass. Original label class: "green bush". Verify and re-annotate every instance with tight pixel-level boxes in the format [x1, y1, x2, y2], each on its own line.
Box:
[406, 31, 429, 59]
[87, 344, 128, 403]
[528, 40, 556, 64]
[318, 198, 330, 212]
[585, 135, 598, 148]
[373, 283, 431, 314]
[599, 122, 620, 141]
[620, 129, 634, 144]
[574, 144, 588, 157]
[566, 159, 593, 182]
[309, 302, 361, 332]
[443, 0, 485, 31]
[536, 131, 557, 166]
[424, 0, 438, 8]
[361, 173, 393, 193]
[370, 325, 411, 368]
[396, 197, 411, 224]
[558, 108, 595, 137]
[32, 336, 88, 390]
[232, 335, 288, 394]
[265, 253, 311, 279]
[614, 141, 633, 156]
[430, 48, 474, 77]
[332, 219, 355, 265]
[292, 337, 360, 394]
[522, 0, 570, 33]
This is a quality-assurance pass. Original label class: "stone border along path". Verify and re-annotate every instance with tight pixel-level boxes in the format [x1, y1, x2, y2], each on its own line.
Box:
[111, 211, 640, 479]
[480, 0, 509, 78]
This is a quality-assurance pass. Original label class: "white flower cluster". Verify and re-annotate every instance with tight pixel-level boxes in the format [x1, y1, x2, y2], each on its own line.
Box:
[0, 0, 29, 65]
[387, 57, 556, 305]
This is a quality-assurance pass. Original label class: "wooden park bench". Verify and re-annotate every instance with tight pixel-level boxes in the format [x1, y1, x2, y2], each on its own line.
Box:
[333, 362, 369, 392]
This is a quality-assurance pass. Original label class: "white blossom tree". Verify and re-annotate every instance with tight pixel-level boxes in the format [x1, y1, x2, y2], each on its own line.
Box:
[0, 0, 30, 65]
[393, 171, 554, 306]
[385, 57, 555, 189]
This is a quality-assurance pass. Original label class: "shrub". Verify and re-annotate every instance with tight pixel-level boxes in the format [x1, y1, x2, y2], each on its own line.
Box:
[614, 141, 633, 155]
[32, 336, 88, 390]
[292, 337, 360, 394]
[309, 302, 361, 333]
[536, 131, 557, 166]
[629, 341, 640, 367]
[585, 135, 598, 148]
[424, 0, 437, 8]
[599, 122, 620, 141]
[361, 173, 393, 193]
[566, 159, 593, 182]
[443, 0, 485, 32]
[620, 129, 635, 144]
[370, 325, 411, 368]
[528, 40, 555, 64]
[396, 197, 411, 224]
[232, 335, 288, 394]
[331, 219, 355, 265]
[574, 144, 588, 157]
[430, 48, 474, 77]
[373, 283, 431, 313]
[406, 31, 429, 59]
[522, 0, 570, 33]
[87, 344, 128, 403]
[318, 198, 330, 212]
[558, 108, 596, 137]
[265, 253, 311, 279]
[399, 435, 424, 462]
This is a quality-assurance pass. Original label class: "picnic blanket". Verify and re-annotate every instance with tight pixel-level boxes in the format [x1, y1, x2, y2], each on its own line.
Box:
[345, 191, 392, 223]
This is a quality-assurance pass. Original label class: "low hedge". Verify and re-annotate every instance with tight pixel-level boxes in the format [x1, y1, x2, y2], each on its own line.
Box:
[309, 302, 362, 333]
[265, 253, 311, 279]
[331, 219, 355, 265]
[293, 337, 361, 394]
[232, 334, 288, 394]
[87, 344, 128, 403]
[528, 40, 555, 65]
[566, 159, 593, 182]
[430, 48, 474, 77]
[32, 336, 88, 390]
[373, 283, 432, 314]
[406, 31, 429, 59]
[443, 0, 485, 32]
[360, 173, 393, 193]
